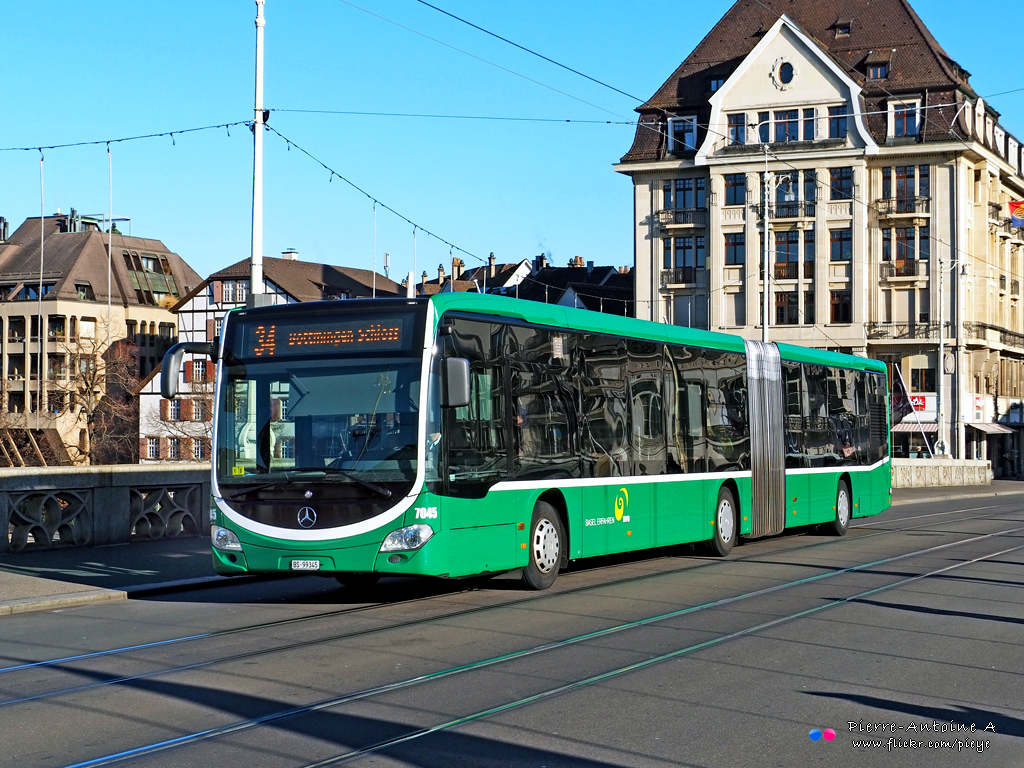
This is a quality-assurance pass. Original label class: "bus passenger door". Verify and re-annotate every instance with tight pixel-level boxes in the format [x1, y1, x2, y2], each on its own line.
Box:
[783, 362, 810, 528]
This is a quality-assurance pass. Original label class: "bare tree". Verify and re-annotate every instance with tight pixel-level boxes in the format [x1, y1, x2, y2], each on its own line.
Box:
[143, 357, 214, 462]
[50, 323, 142, 465]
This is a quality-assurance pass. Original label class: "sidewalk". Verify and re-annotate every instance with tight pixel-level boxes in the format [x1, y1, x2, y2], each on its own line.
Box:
[1, 480, 1022, 617]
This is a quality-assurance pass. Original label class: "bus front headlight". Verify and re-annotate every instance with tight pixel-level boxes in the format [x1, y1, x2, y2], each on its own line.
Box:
[380, 524, 434, 552]
[212, 526, 243, 551]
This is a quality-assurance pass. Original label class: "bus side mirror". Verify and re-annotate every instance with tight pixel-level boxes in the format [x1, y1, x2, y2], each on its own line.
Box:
[161, 341, 216, 399]
[442, 357, 471, 408]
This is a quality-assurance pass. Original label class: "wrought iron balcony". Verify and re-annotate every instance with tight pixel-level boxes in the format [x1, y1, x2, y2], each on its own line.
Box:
[753, 201, 815, 219]
[876, 196, 930, 216]
[865, 321, 949, 340]
[661, 267, 706, 286]
[657, 208, 709, 227]
[881, 260, 921, 278]
[773, 262, 799, 280]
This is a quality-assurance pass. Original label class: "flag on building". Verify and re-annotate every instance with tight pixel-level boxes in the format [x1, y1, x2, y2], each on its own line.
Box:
[1009, 201, 1024, 228]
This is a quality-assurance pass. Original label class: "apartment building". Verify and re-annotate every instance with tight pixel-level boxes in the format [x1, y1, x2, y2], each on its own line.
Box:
[0, 211, 200, 464]
[614, 0, 1024, 474]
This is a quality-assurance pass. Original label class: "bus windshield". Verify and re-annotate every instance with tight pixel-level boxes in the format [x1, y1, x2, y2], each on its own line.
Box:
[215, 303, 427, 510]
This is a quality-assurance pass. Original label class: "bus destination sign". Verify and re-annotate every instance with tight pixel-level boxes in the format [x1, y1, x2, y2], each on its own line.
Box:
[241, 315, 410, 358]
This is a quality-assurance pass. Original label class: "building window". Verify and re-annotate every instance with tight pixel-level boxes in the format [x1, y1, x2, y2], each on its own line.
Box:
[882, 228, 892, 261]
[728, 114, 746, 145]
[828, 106, 848, 139]
[919, 165, 929, 196]
[895, 227, 915, 262]
[662, 238, 672, 269]
[215, 317, 223, 337]
[920, 226, 930, 261]
[667, 178, 706, 209]
[835, 22, 851, 37]
[830, 167, 853, 200]
[670, 116, 698, 153]
[774, 109, 799, 142]
[193, 360, 206, 382]
[868, 63, 888, 80]
[193, 438, 205, 460]
[804, 290, 815, 324]
[893, 104, 918, 137]
[710, 78, 725, 92]
[168, 438, 180, 460]
[725, 233, 746, 265]
[775, 291, 799, 325]
[776, 231, 799, 274]
[168, 399, 181, 420]
[724, 174, 746, 205]
[147, 437, 160, 459]
[804, 227, 815, 265]
[280, 438, 295, 459]
[911, 368, 936, 392]
[830, 290, 852, 323]
[830, 228, 852, 261]
[803, 108, 815, 140]
[193, 400, 207, 421]
[758, 111, 770, 143]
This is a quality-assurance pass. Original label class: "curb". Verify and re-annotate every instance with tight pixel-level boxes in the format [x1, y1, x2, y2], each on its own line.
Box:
[0, 589, 126, 616]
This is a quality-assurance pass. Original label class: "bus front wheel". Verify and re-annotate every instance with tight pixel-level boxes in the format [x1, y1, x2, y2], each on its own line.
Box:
[522, 502, 564, 590]
[826, 480, 851, 536]
[708, 486, 737, 557]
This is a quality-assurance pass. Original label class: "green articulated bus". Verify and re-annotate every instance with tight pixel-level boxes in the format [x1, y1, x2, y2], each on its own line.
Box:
[162, 293, 891, 590]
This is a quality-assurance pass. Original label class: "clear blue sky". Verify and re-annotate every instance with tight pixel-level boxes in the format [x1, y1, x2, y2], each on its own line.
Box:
[2, 0, 1021, 284]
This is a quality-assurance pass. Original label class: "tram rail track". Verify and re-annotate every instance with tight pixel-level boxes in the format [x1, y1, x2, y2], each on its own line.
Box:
[45, 510, 1024, 768]
[0, 498, 1018, 714]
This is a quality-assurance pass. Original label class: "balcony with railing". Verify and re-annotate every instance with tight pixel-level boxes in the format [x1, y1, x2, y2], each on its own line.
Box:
[753, 201, 815, 220]
[881, 260, 925, 279]
[773, 262, 799, 280]
[965, 321, 1024, 351]
[865, 321, 950, 340]
[657, 208, 709, 229]
[661, 267, 707, 286]
[876, 196, 930, 218]
[988, 201, 1003, 222]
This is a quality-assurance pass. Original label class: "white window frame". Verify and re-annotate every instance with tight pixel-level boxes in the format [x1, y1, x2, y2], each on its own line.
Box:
[889, 99, 921, 138]
[147, 437, 159, 459]
[669, 116, 698, 153]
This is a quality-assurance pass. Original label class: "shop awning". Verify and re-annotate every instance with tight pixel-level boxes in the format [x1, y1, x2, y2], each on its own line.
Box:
[967, 423, 1015, 434]
[892, 422, 937, 432]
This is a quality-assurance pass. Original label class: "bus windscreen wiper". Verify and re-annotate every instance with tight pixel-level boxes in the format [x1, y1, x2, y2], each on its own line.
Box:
[224, 469, 392, 499]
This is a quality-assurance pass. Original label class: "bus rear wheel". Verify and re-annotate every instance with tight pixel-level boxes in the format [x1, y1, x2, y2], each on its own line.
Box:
[522, 502, 564, 590]
[708, 486, 737, 557]
[826, 480, 851, 536]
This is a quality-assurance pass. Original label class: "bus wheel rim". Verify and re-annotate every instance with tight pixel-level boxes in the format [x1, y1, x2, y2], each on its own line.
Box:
[838, 488, 850, 526]
[533, 518, 559, 573]
[718, 498, 734, 543]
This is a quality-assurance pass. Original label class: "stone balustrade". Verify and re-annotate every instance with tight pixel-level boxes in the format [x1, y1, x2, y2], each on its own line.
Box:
[0, 464, 210, 554]
[891, 458, 991, 488]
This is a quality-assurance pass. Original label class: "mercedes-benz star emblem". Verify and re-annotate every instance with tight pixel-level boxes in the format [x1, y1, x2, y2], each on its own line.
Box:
[297, 507, 317, 528]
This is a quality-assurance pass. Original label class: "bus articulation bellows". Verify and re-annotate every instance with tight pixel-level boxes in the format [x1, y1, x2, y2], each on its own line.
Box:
[161, 293, 891, 590]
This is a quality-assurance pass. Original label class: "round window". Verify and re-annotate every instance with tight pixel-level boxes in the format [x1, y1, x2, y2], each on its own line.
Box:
[779, 62, 794, 84]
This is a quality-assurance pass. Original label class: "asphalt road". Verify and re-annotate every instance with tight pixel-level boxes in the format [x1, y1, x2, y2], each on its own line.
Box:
[1, 488, 1022, 768]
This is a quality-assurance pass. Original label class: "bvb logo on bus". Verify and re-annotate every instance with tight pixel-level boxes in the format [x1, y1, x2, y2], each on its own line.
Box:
[614, 488, 629, 521]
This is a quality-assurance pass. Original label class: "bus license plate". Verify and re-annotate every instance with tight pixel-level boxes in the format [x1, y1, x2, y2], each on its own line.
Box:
[291, 560, 321, 571]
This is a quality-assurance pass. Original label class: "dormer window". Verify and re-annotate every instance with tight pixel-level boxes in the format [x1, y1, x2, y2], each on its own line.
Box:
[669, 116, 698, 153]
[710, 78, 725, 92]
[892, 101, 920, 138]
[868, 63, 888, 80]
[835, 22, 851, 37]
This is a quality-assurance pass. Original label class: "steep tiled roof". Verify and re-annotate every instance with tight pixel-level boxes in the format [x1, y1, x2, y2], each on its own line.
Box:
[0, 215, 201, 305]
[209, 256, 402, 300]
[621, 0, 974, 162]
[515, 265, 619, 303]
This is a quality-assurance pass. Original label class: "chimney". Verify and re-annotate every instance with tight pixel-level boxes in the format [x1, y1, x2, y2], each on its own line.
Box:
[0, 216, 7, 242]
[586, 260, 594, 273]
[488, 252, 496, 278]
[438, 263, 446, 282]
[571, 256, 584, 268]
[535, 253, 548, 270]
[452, 256, 465, 280]
[282, 248, 299, 260]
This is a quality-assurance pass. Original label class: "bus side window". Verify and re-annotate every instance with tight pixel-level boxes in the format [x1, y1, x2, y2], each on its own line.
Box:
[782, 361, 806, 468]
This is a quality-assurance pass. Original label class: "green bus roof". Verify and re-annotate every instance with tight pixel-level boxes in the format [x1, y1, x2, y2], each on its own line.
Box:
[428, 293, 886, 374]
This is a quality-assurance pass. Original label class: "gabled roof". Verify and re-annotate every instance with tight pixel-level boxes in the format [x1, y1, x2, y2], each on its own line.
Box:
[0, 215, 201, 306]
[207, 256, 402, 301]
[515, 265, 620, 304]
[621, 0, 974, 162]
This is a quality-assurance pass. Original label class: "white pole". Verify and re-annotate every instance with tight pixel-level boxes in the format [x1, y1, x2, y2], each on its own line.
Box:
[762, 143, 771, 344]
[250, 0, 266, 298]
[107, 145, 113, 350]
[936, 253, 947, 455]
[37, 154, 44, 431]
